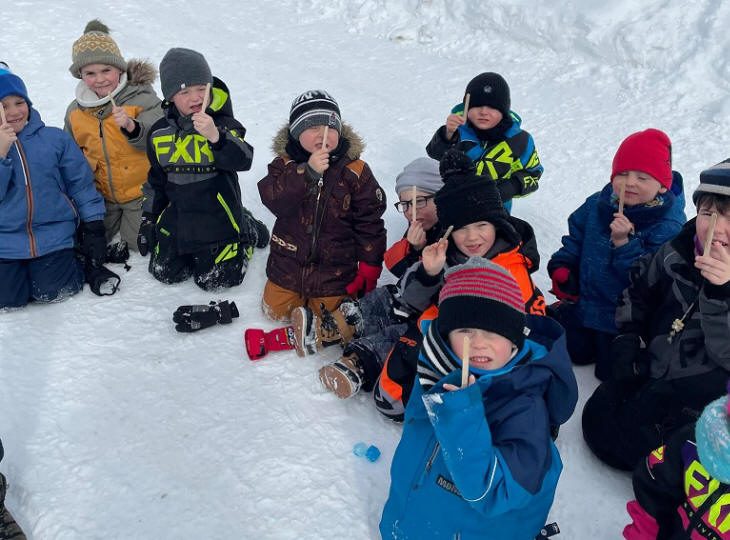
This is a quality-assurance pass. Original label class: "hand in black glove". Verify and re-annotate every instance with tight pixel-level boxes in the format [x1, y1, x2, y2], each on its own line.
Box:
[173, 301, 240, 333]
[137, 214, 157, 257]
[85, 264, 121, 296]
[81, 220, 107, 268]
[610, 334, 648, 384]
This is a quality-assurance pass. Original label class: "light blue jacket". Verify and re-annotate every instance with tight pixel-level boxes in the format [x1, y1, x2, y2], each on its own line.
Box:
[0, 108, 104, 259]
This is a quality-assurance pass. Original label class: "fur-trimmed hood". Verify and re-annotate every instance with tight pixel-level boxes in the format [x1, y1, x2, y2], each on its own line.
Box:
[125, 58, 156, 85]
[271, 123, 365, 161]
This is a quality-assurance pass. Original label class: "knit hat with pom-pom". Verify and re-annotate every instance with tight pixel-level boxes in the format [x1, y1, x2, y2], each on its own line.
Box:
[434, 149, 511, 232]
[695, 381, 730, 483]
[69, 20, 127, 78]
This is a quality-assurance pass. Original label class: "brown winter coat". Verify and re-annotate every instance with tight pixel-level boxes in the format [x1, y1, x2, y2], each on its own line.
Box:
[258, 124, 387, 297]
[64, 59, 162, 204]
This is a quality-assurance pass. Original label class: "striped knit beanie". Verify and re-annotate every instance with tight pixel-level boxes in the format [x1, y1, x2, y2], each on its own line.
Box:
[693, 159, 730, 205]
[69, 20, 127, 79]
[695, 381, 730, 483]
[437, 257, 526, 349]
[289, 90, 342, 140]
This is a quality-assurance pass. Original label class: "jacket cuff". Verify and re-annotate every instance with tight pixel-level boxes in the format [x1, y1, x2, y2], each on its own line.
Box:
[122, 120, 141, 140]
[415, 263, 443, 285]
[704, 281, 730, 299]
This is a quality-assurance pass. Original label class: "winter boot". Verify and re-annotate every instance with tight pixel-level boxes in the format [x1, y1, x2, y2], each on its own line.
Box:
[0, 474, 26, 540]
[319, 351, 365, 399]
[241, 207, 270, 249]
[291, 306, 339, 357]
[244, 326, 296, 360]
[336, 298, 364, 339]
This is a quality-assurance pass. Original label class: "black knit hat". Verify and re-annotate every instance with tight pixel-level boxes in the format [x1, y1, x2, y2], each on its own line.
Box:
[159, 47, 213, 101]
[693, 159, 730, 205]
[438, 257, 527, 349]
[289, 89, 342, 140]
[434, 150, 510, 232]
[464, 72, 511, 116]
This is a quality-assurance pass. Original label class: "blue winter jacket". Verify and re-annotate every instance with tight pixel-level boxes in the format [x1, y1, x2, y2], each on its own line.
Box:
[380, 315, 578, 540]
[0, 108, 104, 259]
[548, 172, 686, 333]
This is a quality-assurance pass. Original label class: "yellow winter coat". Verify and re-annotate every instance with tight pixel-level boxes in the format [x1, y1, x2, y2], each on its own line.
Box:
[65, 59, 162, 204]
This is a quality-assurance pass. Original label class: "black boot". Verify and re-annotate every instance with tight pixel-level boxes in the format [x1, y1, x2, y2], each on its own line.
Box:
[0, 474, 26, 540]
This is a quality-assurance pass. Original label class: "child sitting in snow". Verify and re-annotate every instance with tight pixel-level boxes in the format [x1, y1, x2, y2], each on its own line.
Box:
[582, 161, 730, 471]
[139, 47, 267, 291]
[379, 257, 578, 540]
[547, 128, 686, 380]
[282, 151, 545, 409]
[622, 382, 730, 540]
[257, 89, 386, 320]
[64, 19, 162, 254]
[0, 64, 113, 309]
[426, 72, 542, 213]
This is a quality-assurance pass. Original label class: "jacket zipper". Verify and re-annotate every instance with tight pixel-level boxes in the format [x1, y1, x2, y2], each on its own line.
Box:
[98, 115, 117, 202]
[15, 140, 37, 257]
[301, 176, 324, 296]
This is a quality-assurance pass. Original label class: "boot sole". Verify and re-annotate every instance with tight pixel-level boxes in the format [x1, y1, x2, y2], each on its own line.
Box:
[291, 307, 316, 357]
[318, 363, 359, 399]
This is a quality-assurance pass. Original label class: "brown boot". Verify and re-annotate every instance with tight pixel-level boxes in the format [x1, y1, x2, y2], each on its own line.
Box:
[291, 306, 356, 357]
[0, 474, 26, 540]
[319, 352, 364, 399]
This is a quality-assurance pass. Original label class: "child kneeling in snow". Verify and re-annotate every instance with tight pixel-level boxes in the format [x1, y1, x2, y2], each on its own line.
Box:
[257, 90, 387, 320]
[379, 257, 578, 540]
[623, 382, 730, 540]
[548, 129, 686, 380]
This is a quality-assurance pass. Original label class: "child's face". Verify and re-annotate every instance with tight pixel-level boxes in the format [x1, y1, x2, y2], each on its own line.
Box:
[467, 105, 503, 130]
[298, 125, 340, 153]
[611, 170, 667, 206]
[80, 64, 123, 98]
[697, 203, 730, 258]
[171, 84, 209, 116]
[451, 221, 496, 257]
[0, 95, 29, 133]
[399, 189, 438, 231]
[449, 328, 514, 371]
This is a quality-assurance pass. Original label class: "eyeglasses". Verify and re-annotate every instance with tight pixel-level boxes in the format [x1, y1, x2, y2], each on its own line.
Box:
[394, 195, 434, 213]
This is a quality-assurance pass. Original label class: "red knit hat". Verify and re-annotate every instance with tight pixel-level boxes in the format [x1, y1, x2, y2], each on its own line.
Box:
[611, 128, 672, 189]
[438, 257, 526, 349]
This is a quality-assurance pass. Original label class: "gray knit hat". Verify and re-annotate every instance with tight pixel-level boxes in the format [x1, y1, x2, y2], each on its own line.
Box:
[159, 48, 213, 101]
[693, 159, 730, 205]
[394, 157, 443, 195]
[289, 90, 342, 140]
[69, 20, 127, 79]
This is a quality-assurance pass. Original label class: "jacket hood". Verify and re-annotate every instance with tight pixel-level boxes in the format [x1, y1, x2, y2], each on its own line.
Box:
[271, 123, 365, 161]
[19, 108, 45, 138]
[126, 58, 157, 86]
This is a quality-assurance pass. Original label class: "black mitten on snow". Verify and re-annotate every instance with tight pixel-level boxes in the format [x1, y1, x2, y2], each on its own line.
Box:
[173, 301, 240, 333]
[610, 334, 648, 384]
[85, 264, 121, 296]
[81, 220, 107, 268]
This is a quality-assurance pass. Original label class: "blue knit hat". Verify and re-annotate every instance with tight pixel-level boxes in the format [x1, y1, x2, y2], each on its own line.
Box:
[695, 381, 730, 483]
[0, 62, 31, 105]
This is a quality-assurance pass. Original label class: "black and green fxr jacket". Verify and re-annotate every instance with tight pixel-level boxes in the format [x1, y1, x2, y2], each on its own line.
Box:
[141, 77, 254, 254]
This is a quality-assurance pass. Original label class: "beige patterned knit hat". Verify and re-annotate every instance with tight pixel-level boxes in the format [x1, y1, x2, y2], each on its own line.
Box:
[69, 20, 127, 78]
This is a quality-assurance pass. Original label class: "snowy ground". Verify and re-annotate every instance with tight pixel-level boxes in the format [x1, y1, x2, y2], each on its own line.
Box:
[2, 1, 728, 538]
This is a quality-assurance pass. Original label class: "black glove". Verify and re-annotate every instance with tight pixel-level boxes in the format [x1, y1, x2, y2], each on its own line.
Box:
[137, 214, 157, 257]
[173, 301, 240, 333]
[85, 264, 121, 296]
[81, 220, 107, 268]
[610, 334, 648, 384]
[106, 241, 130, 264]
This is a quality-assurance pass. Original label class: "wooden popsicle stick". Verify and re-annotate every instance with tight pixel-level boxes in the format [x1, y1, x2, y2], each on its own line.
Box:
[463, 93, 471, 123]
[411, 185, 418, 224]
[201, 82, 211, 112]
[618, 179, 627, 215]
[321, 123, 329, 151]
[0, 103, 6, 125]
[109, 95, 117, 108]
[703, 212, 718, 256]
[440, 225, 454, 242]
[461, 335, 471, 388]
